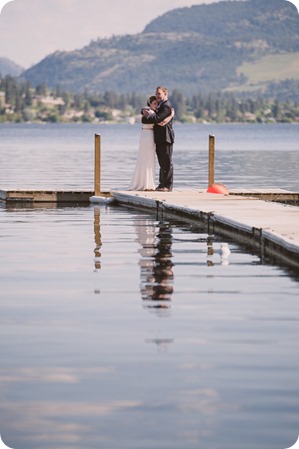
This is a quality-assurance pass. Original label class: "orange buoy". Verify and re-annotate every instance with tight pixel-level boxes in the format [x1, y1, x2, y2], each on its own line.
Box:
[207, 183, 229, 194]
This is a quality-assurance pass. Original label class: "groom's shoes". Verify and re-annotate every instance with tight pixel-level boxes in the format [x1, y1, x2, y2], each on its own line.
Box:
[155, 187, 172, 192]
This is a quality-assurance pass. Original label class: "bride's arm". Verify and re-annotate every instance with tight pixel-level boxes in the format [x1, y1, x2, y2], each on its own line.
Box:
[157, 108, 175, 126]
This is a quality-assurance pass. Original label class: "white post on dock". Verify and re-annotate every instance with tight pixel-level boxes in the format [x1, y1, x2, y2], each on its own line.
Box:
[94, 134, 101, 196]
[208, 134, 215, 187]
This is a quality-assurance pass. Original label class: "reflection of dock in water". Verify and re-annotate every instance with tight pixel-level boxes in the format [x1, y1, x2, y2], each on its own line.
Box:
[93, 206, 102, 294]
[94, 207, 102, 271]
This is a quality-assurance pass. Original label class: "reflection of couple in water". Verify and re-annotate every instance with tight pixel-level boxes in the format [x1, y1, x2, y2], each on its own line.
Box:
[136, 219, 174, 307]
[128, 86, 175, 192]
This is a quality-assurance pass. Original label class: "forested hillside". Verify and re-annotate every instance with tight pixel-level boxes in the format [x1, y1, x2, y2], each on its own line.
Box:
[20, 0, 299, 96]
[1, 74, 299, 124]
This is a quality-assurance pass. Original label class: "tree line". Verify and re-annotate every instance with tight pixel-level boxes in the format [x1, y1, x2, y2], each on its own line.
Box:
[1, 75, 299, 124]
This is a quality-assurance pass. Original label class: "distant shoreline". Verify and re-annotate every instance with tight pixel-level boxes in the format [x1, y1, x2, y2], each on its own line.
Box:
[1, 120, 299, 126]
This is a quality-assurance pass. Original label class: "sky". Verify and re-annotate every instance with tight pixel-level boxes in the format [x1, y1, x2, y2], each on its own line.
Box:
[0, 0, 224, 68]
[0, 0, 298, 69]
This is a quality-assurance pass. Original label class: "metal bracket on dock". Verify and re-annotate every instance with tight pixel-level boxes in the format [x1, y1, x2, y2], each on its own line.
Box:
[156, 200, 163, 220]
[207, 212, 215, 234]
[252, 227, 265, 262]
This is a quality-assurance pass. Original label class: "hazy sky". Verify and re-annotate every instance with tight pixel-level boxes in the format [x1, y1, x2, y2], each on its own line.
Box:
[0, 0, 298, 68]
[0, 0, 224, 68]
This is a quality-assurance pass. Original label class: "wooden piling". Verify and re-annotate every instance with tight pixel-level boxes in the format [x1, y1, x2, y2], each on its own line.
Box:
[208, 135, 215, 187]
[94, 134, 101, 196]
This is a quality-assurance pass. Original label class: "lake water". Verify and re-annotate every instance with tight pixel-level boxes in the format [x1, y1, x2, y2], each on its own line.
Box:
[0, 124, 299, 449]
[0, 122, 298, 191]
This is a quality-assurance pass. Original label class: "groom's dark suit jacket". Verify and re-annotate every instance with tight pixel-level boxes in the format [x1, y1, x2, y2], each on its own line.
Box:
[142, 99, 175, 145]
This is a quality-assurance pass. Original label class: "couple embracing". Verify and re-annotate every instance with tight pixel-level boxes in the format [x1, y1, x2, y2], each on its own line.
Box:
[128, 86, 175, 192]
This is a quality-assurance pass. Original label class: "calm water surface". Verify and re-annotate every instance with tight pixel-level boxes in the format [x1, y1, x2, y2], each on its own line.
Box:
[0, 203, 299, 449]
[0, 123, 298, 190]
[0, 124, 299, 448]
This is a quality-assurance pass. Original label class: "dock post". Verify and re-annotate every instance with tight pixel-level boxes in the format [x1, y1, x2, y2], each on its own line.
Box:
[94, 134, 101, 196]
[208, 135, 215, 187]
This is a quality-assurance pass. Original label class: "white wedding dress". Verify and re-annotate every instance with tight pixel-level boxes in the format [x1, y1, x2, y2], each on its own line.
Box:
[128, 124, 156, 190]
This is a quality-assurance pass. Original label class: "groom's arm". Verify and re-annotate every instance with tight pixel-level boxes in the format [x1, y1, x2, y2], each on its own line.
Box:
[143, 104, 172, 124]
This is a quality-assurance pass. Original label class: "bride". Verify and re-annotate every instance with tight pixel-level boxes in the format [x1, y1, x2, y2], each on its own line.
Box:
[128, 96, 174, 191]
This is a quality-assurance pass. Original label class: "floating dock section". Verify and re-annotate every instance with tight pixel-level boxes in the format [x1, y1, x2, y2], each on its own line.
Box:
[110, 188, 299, 268]
[1, 189, 95, 204]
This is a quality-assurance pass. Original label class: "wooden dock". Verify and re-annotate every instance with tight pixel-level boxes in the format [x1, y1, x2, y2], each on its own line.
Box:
[1, 188, 298, 204]
[110, 188, 299, 268]
[229, 188, 299, 205]
[1, 186, 299, 267]
[0, 189, 99, 204]
[2, 134, 298, 265]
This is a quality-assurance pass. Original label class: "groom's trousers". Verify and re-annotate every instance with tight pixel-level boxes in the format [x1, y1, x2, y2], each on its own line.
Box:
[156, 142, 173, 189]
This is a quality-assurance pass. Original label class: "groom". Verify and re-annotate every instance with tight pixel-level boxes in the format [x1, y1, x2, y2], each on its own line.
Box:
[143, 86, 175, 192]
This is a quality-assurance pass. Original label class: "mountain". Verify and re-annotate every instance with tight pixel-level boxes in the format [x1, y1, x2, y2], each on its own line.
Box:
[0, 57, 24, 77]
[21, 0, 299, 95]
